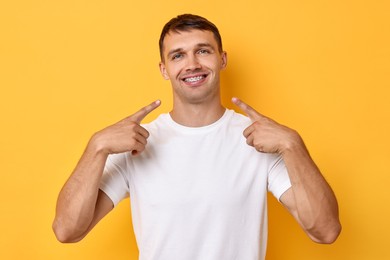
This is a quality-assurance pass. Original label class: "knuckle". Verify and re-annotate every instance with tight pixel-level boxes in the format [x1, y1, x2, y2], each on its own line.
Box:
[254, 143, 264, 152]
[254, 121, 262, 126]
[140, 107, 148, 115]
[141, 105, 152, 116]
[128, 121, 138, 129]
[251, 121, 260, 128]
[129, 139, 137, 147]
[254, 141, 262, 149]
[138, 145, 146, 152]
[129, 132, 138, 139]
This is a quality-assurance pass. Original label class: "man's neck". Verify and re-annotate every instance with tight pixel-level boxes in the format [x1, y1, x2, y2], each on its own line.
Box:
[170, 101, 225, 127]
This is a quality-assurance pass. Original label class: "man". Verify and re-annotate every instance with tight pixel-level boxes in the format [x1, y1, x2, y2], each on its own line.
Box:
[53, 14, 341, 259]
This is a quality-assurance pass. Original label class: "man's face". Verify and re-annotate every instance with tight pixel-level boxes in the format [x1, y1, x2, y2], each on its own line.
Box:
[159, 29, 227, 105]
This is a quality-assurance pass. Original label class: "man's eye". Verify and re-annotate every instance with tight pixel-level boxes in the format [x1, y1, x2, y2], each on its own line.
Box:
[172, 53, 183, 60]
[198, 49, 210, 54]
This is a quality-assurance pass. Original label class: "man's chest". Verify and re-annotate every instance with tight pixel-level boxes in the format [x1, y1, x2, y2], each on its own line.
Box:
[128, 134, 269, 211]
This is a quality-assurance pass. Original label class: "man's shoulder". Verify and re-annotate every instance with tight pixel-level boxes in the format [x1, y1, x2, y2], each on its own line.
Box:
[141, 113, 168, 128]
[227, 109, 252, 127]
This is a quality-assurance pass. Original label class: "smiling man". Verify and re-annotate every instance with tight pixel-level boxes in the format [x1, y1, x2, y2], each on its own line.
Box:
[53, 14, 341, 260]
[159, 28, 227, 126]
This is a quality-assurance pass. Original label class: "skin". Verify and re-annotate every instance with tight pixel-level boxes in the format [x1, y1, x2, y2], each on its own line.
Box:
[159, 30, 227, 127]
[53, 29, 341, 244]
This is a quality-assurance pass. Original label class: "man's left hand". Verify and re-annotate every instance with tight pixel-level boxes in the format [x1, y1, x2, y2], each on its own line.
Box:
[232, 97, 301, 154]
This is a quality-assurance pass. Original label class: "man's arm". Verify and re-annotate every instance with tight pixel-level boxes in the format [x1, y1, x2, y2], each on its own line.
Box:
[278, 135, 341, 243]
[52, 142, 112, 243]
[52, 100, 161, 243]
[232, 97, 341, 244]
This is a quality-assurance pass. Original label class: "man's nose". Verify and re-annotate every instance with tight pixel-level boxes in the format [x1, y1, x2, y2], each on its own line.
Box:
[185, 54, 201, 71]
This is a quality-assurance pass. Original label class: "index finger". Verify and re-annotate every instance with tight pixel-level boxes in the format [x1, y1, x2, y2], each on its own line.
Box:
[231, 97, 261, 121]
[130, 100, 161, 123]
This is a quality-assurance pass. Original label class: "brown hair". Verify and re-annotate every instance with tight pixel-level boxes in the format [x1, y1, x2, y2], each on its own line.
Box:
[159, 14, 223, 61]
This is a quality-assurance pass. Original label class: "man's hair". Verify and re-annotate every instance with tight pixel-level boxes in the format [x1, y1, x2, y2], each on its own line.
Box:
[159, 14, 223, 61]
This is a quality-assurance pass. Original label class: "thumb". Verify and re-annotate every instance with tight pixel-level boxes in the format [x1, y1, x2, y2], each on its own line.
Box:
[130, 100, 161, 123]
[231, 97, 261, 121]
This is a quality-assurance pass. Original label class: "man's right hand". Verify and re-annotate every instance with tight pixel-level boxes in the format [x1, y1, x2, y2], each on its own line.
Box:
[91, 100, 161, 156]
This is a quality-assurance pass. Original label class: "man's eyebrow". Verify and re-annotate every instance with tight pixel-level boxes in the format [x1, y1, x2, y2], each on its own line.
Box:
[196, 43, 215, 50]
[167, 43, 216, 58]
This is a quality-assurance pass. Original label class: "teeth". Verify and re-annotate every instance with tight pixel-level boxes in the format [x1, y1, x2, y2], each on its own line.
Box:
[184, 76, 204, 82]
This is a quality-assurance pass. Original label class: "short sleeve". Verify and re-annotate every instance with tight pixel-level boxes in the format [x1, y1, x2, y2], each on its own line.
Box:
[100, 153, 130, 207]
[267, 155, 292, 201]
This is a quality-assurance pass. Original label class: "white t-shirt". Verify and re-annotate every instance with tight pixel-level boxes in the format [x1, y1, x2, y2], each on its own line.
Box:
[100, 109, 291, 260]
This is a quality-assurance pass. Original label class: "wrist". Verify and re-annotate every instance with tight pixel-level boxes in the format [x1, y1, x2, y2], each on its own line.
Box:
[88, 132, 110, 157]
[280, 130, 305, 155]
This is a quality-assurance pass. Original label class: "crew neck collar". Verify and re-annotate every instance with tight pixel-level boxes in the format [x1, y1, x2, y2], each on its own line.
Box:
[162, 109, 232, 134]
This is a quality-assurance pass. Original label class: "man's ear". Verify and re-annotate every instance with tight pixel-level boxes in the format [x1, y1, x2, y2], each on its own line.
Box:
[221, 51, 228, 70]
[159, 62, 169, 80]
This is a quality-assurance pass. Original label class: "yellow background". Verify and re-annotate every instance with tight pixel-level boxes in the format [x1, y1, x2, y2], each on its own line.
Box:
[1, 0, 389, 259]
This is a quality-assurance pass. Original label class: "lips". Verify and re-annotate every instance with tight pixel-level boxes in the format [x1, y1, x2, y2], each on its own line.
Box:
[181, 73, 208, 85]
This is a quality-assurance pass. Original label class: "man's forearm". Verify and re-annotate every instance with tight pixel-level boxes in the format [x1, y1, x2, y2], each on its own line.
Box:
[53, 138, 108, 242]
[281, 136, 341, 243]
[53, 100, 160, 242]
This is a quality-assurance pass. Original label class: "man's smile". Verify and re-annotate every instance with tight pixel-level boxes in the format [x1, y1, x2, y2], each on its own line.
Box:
[181, 73, 209, 86]
[184, 75, 205, 82]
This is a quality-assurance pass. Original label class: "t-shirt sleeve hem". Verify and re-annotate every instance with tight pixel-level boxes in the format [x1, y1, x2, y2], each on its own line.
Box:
[272, 179, 292, 202]
[99, 183, 121, 207]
